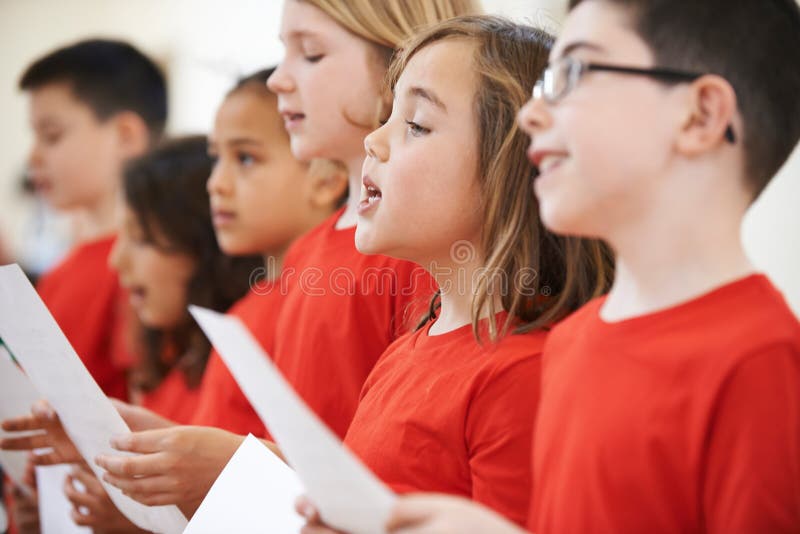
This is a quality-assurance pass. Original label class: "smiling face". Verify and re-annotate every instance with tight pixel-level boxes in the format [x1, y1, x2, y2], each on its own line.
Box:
[26, 83, 122, 210]
[109, 206, 195, 329]
[355, 39, 482, 265]
[517, 0, 681, 239]
[266, 0, 387, 164]
[207, 87, 314, 257]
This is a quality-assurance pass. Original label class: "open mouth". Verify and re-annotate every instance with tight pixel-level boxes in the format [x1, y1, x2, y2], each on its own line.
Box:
[280, 110, 306, 130]
[128, 286, 147, 308]
[212, 209, 237, 227]
[357, 176, 382, 216]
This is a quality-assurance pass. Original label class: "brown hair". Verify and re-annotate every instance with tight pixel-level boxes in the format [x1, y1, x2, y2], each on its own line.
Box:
[389, 16, 614, 341]
[123, 136, 262, 390]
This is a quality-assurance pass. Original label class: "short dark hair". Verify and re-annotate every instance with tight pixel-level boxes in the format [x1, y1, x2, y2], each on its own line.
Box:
[123, 136, 262, 390]
[19, 38, 168, 142]
[568, 0, 800, 198]
[231, 67, 277, 94]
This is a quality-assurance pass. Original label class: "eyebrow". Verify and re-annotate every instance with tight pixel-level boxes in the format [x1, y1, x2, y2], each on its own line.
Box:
[227, 138, 263, 146]
[554, 41, 606, 61]
[408, 86, 447, 112]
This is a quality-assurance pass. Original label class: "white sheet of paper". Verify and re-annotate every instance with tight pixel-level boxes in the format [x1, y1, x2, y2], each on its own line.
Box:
[36, 464, 91, 534]
[0, 264, 187, 534]
[190, 306, 396, 534]
[185, 434, 305, 534]
[0, 343, 40, 494]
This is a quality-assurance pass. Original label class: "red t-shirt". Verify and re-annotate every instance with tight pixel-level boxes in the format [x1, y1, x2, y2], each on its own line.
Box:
[191, 287, 283, 437]
[272, 208, 437, 438]
[139, 367, 200, 425]
[344, 318, 544, 526]
[530, 274, 800, 534]
[36, 235, 132, 401]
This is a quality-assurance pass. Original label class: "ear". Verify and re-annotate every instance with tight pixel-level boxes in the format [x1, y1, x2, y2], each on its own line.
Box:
[676, 75, 738, 156]
[306, 159, 349, 209]
[111, 111, 152, 159]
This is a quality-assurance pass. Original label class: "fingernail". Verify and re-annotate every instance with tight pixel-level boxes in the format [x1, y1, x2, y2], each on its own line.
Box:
[300, 502, 315, 519]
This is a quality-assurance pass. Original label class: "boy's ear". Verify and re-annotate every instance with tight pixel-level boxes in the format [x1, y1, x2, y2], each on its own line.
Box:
[676, 75, 738, 156]
[307, 160, 349, 209]
[112, 111, 151, 159]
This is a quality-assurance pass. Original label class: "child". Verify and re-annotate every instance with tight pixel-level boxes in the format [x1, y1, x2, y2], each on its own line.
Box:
[20, 38, 167, 402]
[263, 0, 481, 440]
[192, 69, 348, 437]
[64, 135, 262, 531]
[303, 15, 611, 528]
[110, 135, 262, 424]
[374, 0, 800, 533]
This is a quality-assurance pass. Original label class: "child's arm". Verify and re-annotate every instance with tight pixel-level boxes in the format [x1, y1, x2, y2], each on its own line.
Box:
[703, 345, 800, 532]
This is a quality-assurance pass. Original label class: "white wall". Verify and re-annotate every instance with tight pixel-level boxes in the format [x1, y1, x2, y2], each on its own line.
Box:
[0, 0, 797, 314]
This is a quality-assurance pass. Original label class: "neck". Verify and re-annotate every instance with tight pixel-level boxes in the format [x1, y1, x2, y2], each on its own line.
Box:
[602, 175, 754, 321]
[261, 249, 286, 279]
[335, 154, 366, 230]
[427, 250, 496, 336]
[75, 192, 120, 243]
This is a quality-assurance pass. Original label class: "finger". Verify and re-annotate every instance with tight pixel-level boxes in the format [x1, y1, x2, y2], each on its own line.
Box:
[0, 432, 48, 451]
[71, 466, 105, 495]
[295, 495, 322, 523]
[31, 450, 70, 466]
[31, 399, 57, 420]
[102, 472, 176, 497]
[300, 526, 343, 534]
[1, 415, 44, 432]
[108, 428, 173, 454]
[386, 495, 448, 531]
[63, 475, 102, 509]
[123, 490, 181, 507]
[70, 507, 99, 527]
[95, 451, 171, 477]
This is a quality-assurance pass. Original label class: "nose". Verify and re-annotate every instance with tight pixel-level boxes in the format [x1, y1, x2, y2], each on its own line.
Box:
[267, 63, 294, 94]
[517, 95, 552, 138]
[207, 159, 233, 196]
[363, 124, 389, 162]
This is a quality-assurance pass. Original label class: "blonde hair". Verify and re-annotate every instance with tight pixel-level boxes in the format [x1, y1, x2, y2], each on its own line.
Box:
[389, 16, 614, 341]
[302, 0, 483, 49]
[302, 0, 482, 128]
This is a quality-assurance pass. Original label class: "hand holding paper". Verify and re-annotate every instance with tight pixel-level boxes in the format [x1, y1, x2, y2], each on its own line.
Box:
[0, 264, 187, 534]
[189, 305, 396, 534]
[1, 399, 84, 466]
[96, 425, 244, 516]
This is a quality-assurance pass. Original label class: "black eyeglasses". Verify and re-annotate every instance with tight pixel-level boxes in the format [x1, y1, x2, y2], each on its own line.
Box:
[534, 57, 736, 144]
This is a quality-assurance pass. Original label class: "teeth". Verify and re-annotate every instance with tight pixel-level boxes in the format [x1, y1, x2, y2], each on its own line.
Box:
[539, 155, 565, 173]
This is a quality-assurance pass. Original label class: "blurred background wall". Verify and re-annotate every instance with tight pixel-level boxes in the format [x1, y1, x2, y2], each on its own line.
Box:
[0, 0, 797, 314]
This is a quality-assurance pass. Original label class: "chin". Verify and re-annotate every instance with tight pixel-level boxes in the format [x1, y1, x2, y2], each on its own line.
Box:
[354, 226, 382, 255]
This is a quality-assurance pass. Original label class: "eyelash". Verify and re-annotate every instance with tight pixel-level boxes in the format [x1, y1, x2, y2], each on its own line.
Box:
[405, 120, 430, 137]
[304, 54, 323, 63]
[237, 152, 256, 166]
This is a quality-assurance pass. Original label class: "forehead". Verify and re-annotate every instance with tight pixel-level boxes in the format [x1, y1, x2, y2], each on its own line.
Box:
[215, 90, 285, 140]
[396, 39, 478, 110]
[28, 82, 94, 121]
[279, 1, 344, 40]
[553, 1, 653, 63]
